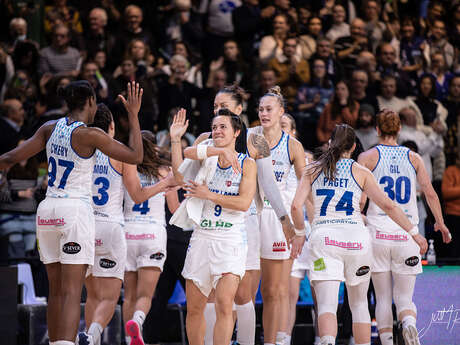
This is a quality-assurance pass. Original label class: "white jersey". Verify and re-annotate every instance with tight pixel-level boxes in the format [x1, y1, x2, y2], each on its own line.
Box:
[311, 158, 364, 229]
[92, 150, 124, 224]
[46, 117, 95, 202]
[367, 145, 419, 230]
[198, 153, 248, 236]
[123, 172, 165, 226]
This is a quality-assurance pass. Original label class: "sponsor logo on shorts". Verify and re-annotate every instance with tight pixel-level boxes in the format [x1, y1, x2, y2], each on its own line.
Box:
[37, 216, 66, 226]
[62, 242, 81, 254]
[150, 252, 165, 260]
[99, 258, 116, 268]
[324, 237, 363, 250]
[314, 258, 326, 271]
[405, 256, 419, 267]
[272, 241, 286, 252]
[95, 239, 103, 246]
[375, 230, 408, 242]
[125, 233, 155, 240]
[356, 265, 370, 276]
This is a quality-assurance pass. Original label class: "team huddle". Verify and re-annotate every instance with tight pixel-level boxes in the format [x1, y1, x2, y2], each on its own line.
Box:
[0, 80, 453, 345]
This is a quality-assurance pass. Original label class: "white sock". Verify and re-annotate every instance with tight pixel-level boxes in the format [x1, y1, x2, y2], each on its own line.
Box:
[275, 331, 286, 345]
[264, 343, 275, 345]
[236, 301, 255, 345]
[54, 341, 75, 345]
[314, 335, 321, 345]
[125, 335, 131, 344]
[284, 334, 291, 345]
[88, 322, 103, 345]
[402, 315, 416, 329]
[379, 331, 393, 345]
[319, 335, 335, 345]
[204, 303, 216, 345]
[133, 310, 146, 328]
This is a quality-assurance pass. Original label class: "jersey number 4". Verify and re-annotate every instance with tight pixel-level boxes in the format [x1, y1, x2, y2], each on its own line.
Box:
[316, 189, 354, 216]
[133, 201, 150, 215]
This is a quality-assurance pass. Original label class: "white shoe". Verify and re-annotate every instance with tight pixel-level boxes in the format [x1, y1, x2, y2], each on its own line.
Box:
[402, 324, 421, 345]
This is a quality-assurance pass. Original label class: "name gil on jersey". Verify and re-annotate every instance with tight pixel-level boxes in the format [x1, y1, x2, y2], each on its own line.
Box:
[324, 236, 363, 250]
[93, 164, 108, 174]
[200, 218, 233, 229]
[390, 165, 400, 174]
[50, 143, 68, 157]
[323, 177, 349, 188]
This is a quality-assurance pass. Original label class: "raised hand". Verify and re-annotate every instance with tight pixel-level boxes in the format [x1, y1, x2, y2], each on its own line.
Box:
[118, 81, 143, 117]
[170, 108, 189, 140]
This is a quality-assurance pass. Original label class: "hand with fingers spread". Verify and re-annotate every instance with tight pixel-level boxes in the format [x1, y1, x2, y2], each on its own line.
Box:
[118, 81, 144, 117]
[434, 222, 452, 244]
[184, 180, 211, 200]
[170, 108, 189, 140]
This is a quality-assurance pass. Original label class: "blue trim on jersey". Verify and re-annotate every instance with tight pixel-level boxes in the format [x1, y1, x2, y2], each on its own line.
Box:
[372, 146, 381, 172]
[217, 153, 240, 170]
[240, 154, 247, 172]
[350, 161, 363, 191]
[407, 149, 417, 173]
[109, 158, 122, 176]
[45, 119, 60, 145]
[271, 131, 285, 151]
[310, 170, 321, 186]
[70, 124, 95, 159]
[65, 117, 80, 126]
[286, 134, 292, 164]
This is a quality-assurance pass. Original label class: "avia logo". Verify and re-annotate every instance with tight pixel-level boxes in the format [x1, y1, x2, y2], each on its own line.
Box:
[99, 258, 116, 268]
[272, 241, 286, 252]
[37, 216, 66, 226]
[95, 239, 103, 247]
[62, 242, 81, 254]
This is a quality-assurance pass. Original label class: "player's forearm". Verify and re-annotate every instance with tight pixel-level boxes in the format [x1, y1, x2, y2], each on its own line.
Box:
[291, 202, 305, 230]
[171, 140, 184, 183]
[425, 188, 445, 224]
[207, 192, 253, 212]
[127, 114, 143, 164]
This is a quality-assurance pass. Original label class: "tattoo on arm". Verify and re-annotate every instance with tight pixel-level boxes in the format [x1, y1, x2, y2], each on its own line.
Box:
[250, 134, 270, 159]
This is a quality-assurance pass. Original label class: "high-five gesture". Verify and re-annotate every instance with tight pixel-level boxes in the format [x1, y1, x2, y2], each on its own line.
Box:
[118, 81, 143, 116]
[170, 108, 189, 141]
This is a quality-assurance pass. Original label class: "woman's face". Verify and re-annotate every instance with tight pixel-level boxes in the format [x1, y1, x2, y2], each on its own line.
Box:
[174, 43, 187, 57]
[212, 116, 239, 147]
[401, 22, 414, 39]
[313, 59, 326, 79]
[131, 41, 145, 60]
[335, 82, 349, 100]
[420, 77, 433, 97]
[214, 92, 242, 115]
[94, 51, 106, 68]
[332, 5, 345, 24]
[308, 18, 322, 36]
[258, 96, 283, 128]
[273, 15, 288, 34]
[431, 54, 445, 71]
[224, 41, 238, 61]
[121, 60, 136, 77]
[280, 115, 294, 134]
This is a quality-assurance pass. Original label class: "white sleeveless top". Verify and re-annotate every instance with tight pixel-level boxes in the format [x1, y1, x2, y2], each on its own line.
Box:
[46, 117, 95, 202]
[123, 172, 165, 226]
[367, 145, 419, 230]
[311, 158, 364, 229]
[92, 150, 124, 224]
[198, 153, 248, 240]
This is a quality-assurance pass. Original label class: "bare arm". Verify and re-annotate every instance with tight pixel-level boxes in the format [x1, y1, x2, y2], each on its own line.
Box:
[291, 172, 312, 230]
[166, 189, 181, 214]
[193, 132, 211, 146]
[169, 109, 189, 183]
[290, 137, 307, 180]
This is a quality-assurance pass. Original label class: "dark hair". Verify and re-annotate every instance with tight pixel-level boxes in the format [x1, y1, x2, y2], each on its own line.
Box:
[401, 140, 418, 153]
[308, 124, 356, 180]
[217, 84, 245, 107]
[417, 74, 436, 99]
[213, 108, 247, 154]
[331, 80, 356, 119]
[137, 130, 171, 179]
[282, 113, 296, 133]
[376, 109, 400, 137]
[92, 103, 113, 133]
[57, 80, 95, 111]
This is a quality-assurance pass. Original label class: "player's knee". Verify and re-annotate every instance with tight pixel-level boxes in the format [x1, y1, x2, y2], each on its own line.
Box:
[261, 284, 280, 302]
[317, 301, 338, 317]
[394, 294, 416, 316]
[349, 299, 371, 324]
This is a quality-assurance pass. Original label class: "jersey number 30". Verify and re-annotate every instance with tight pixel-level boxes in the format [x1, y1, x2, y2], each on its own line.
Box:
[316, 189, 354, 216]
[379, 176, 411, 204]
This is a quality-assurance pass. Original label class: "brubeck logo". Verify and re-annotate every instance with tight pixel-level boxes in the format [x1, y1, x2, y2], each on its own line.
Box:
[99, 258, 116, 268]
[62, 242, 81, 254]
[150, 252, 165, 260]
[125, 233, 155, 240]
[325, 236, 363, 250]
[405, 256, 419, 267]
[375, 230, 408, 242]
[272, 241, 286, 252]
[37, 216, 66, 226]
[356, 265, 370, 276]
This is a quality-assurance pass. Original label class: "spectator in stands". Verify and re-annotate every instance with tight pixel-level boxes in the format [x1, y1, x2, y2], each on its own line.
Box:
[354, 103, 378, 150]
[362, 0, 386, 52]
[443, 75, 460, 166]
[376, 74, 411, 113]
[0, 98, 24, 154]
[113, 39, 154, 79]
[326, 4, 350, 43]
[6, 18, 32, 54]
[38, 24, 81, 77]
[309, 36, 344, 83]
[425, 19, 454, 70]
[296, 5, 312, 36]
[44, 0, 83, 36]
[4, 71, 38, 115]
[356, 51, 378, 89]
[375, 43, 411, 97]
[429, 52, 453, 101]
[213, 39, 251, 89]
[199, 68, 227, 132]
[247, 67, 277, 123]
[298, 16, 322, 60]
[316, 80, 359, 145]
[268, 36, 310, 111]
[79, 60, 108, 102]
[399, 17, 425, 83]
[335, 18, 371, 76]
[84, 7, 116, 64]
[350, 69, 379, 111]
[156, 108, 196, 148]
[0, 45, 15, 102]
[11, 41, 39, 81]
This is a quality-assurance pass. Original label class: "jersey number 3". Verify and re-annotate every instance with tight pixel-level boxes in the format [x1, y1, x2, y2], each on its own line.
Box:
[316, 189, 354, 216]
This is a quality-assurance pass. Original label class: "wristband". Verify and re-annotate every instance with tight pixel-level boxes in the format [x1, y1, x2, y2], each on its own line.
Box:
[294, 228, 306, 236]
[197, 145, 208, 160]
[408, 226, 419, 236]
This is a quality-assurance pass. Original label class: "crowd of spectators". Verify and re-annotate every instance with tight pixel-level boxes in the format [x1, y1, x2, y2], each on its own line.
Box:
[1, 0, 460, 262]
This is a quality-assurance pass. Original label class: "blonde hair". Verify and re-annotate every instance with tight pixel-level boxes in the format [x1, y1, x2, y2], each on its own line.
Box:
[262, 85, 285, 108]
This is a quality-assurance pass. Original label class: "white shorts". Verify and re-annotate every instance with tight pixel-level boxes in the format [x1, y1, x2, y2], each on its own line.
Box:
[259, 208, 290, 260]
[125, 222, 167, 272]
[291, 239, 310, 279]
[368, 225, 422, 275]
[182, 229, 247, 297]
[245, 214, 260, 270]
[87, 221, 127, 281]
[36, 197, 95, 265]
[308, 226, 372, 286]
